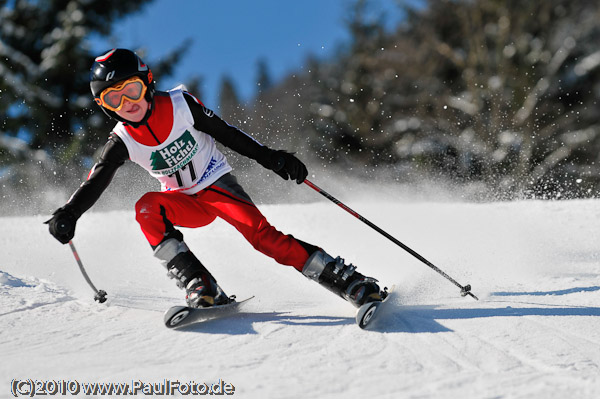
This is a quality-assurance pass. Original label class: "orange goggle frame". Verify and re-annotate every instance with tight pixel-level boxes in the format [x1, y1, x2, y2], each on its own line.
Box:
[95, 76, 147, 111]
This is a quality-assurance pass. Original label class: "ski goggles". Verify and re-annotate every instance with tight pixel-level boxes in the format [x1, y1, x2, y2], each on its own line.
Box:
[95, 76, 147, 111]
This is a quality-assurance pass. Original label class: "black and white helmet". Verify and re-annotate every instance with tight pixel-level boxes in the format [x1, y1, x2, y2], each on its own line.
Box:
[90, 48, 155, 123]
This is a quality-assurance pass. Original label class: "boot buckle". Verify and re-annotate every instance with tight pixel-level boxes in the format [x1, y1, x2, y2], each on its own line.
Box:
[332, 257, 344, 275]
[341, 264, 356, 280]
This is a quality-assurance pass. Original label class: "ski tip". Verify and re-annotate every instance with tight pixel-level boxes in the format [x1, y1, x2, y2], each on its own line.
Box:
[163, 296, 255, 329]
[355, 285, 396, 329]
[164, 306, 191, 328]
[356, 301, 381, 329]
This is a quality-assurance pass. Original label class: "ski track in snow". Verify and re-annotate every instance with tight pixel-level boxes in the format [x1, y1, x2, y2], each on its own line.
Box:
[1, 199, 600, 398]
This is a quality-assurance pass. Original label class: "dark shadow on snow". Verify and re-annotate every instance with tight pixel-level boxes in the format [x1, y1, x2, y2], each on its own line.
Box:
[173, 302, 600, 335]
[174, 312, 354, 334]
[368, 303, 600, 334]
[491, 286, 600, 297]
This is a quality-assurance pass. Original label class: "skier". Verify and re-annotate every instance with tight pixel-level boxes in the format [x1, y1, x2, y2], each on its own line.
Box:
[46, 48, 384, 309]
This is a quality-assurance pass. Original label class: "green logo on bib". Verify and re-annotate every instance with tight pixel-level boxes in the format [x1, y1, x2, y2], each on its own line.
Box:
[150, 130, 198, 175]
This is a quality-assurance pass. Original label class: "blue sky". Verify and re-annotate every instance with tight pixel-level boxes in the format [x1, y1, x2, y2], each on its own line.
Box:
[92, 0, 404, 109]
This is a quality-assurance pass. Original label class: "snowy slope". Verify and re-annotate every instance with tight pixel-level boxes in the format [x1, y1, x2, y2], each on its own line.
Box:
[1, 198, 600, 398]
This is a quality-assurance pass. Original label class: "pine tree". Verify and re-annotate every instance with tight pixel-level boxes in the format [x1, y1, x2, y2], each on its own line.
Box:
[0, 0, 189, 213]
[255, 58, 272, 96]
[218, 75, 244, 122]
[0, 0, 159, 157]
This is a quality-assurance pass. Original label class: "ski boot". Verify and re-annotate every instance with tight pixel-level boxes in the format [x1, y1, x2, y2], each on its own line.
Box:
[154, 238, 230, 308]
[301, 250, 384, 307]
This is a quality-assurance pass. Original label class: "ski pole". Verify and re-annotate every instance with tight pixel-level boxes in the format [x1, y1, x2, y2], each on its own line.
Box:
[303, 179, 478, 300]
[68, 240, 108, 303]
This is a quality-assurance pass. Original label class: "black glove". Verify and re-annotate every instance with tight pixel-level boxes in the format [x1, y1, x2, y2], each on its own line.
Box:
[45, 206, 80, 244]
[267, 150, 308, 184]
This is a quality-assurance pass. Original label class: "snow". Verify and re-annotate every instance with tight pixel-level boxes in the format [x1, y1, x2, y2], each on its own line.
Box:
[2, 198, 600, 398]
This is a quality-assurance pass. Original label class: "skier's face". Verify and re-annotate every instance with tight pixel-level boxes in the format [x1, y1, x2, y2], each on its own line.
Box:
[114, 97, 149, 123]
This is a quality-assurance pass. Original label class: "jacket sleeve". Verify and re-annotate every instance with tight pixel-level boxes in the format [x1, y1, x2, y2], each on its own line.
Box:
[183, 92, 274, 168]
[65, 134, 129, 217]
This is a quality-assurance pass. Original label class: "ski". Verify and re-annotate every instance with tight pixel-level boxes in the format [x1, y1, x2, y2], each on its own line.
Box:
[355, 286, 395, 329]
[164, 296, 254, 329]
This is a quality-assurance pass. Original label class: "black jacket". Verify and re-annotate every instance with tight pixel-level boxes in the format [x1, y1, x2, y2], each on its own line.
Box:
[66, 91, 273, 217]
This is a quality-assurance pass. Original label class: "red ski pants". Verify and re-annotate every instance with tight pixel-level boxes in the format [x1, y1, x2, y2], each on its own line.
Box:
[134, 177, 311, 271]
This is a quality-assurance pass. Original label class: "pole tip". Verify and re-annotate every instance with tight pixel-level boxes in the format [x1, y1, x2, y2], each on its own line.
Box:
[94, 290, 108, 303]
[460, 284, 478, 300]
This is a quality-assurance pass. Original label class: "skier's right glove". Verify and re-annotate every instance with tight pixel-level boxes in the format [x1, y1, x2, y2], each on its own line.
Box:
[45, 205, 80, 244]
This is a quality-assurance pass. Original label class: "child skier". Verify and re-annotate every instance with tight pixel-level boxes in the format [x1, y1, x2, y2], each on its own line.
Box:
[46, 48, 384, 309]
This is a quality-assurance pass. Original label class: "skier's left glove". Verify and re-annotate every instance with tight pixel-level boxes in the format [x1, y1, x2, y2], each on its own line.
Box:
[45, 205, 80, 244]
[263, 150, 308, 184]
